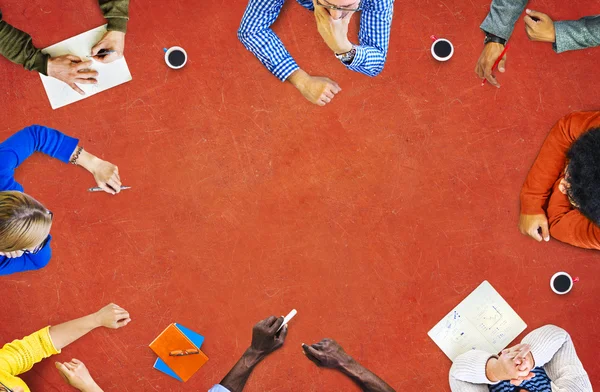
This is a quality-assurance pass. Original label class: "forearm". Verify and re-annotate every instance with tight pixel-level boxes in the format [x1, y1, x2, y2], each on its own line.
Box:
[49, 313, 101, 351]
[0, 11, 49, 73]
[71, 148, 101, 174]
[554, 16, 600, 53]
[339, 359, 395, 392]
[98, 0, 130, 33]
[480, 0, 528, 40]
[219, 348, 264, 392]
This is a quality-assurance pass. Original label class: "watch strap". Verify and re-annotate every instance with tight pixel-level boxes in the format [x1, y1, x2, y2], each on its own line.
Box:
[484, 32, 507, 46]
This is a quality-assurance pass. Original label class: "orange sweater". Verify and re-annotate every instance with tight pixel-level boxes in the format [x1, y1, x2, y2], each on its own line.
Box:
[520, 111, 600, 250]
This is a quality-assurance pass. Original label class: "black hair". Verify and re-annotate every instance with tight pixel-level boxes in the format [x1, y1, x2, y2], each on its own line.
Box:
[566, 127, 600, 224]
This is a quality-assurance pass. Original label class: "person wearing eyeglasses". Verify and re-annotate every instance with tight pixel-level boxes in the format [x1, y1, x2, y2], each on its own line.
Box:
[518, 111, 600, 250]
[0, 0, 129, 95]
[209, 316, 395, 392]
[449, 325, 592, 391]
[0, 125, 122, 276]
[476, 0, 600, 87]
[0, 303, 131, 392]
[238, 0, 394, 106]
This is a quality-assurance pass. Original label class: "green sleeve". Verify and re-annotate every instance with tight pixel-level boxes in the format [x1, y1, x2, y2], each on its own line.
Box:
[98, 0, 130, 33]
[0, 9, 49, 74]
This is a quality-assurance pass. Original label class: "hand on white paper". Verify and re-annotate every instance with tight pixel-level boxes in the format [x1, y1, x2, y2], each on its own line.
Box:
[47, 55, 98, 95]
[91, 31, 125, 63]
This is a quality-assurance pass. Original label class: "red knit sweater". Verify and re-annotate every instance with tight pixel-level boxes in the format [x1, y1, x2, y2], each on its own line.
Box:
[520, 111, 600, 250]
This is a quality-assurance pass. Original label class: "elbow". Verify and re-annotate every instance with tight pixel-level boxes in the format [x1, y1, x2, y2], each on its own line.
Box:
[237, 27, 251, 47]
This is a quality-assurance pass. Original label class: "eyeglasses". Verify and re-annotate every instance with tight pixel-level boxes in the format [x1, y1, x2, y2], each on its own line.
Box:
[316, 0, 362, 12]
[169, 349, 199, 356]
[0, 380, 13, 392]
[23, 210, 53, 255]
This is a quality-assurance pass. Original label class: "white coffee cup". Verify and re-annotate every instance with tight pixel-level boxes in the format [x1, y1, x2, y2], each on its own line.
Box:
[430, 35, 454, 62]
[550, 272, 577, 295]
[163, 46, 188, 69]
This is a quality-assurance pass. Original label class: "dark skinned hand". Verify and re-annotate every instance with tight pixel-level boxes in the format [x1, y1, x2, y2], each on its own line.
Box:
[302, 338, 354, 369]
[250, 316, 287, 357]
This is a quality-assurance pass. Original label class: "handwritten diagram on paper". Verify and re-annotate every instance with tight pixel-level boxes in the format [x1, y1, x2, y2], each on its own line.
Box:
[39, 25, 132, 109]
[428, 281, 527, 361]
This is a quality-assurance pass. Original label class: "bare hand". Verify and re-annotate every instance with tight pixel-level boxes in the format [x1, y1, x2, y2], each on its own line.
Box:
[250, 316, 287, 357]
[291, 71, 342, 106]
[91, 159, 122, 195]
[94, 303, 131, 329]
[313, 0, 354, 53]
[518, 213, 550, 242]
[0, 250, 25, 258]
[56, 359, 102, 392]
[302, 338, 353, 369]
[91, 30, 126, 63]
[524, 9, 556, 43]
[487, 344, 535, 383]
[475, 42, 506, 88]
[47, 55, 98, 95]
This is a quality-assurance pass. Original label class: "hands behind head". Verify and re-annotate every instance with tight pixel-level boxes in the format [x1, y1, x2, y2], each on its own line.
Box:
[518, 213, 550, 242]
[250, 316, 288, 357]
[524, 10, 556, 43]
[487, 344, 535, 385]
[47, 55, 98, 95]
[91, 30, 126, 63]
[94, 303, 131, 329]
[302, 338, 353, 369]
[55, 358, 101, 392]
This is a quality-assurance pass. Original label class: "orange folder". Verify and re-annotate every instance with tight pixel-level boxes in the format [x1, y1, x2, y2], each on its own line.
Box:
[149, 323, 209, 382]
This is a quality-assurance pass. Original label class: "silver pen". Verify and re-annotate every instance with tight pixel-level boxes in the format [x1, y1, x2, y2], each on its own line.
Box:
[88, 186, 131, 192]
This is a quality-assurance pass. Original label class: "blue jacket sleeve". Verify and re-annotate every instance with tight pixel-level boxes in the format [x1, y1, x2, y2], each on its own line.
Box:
[0, 125, 79, 192]
[0, 236, 52, 276]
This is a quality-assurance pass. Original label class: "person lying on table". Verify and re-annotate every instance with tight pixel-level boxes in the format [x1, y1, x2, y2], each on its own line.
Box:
[0, 125, 123, 276]
[209, 315, 395, 392]
[519, 111, 600, 250]
[476, 0, 599, 87]
[0, 0, 130, 95]
[449, 325, 592, 391]
[0, 303, 131, 392]
[238, 0, 393, 106]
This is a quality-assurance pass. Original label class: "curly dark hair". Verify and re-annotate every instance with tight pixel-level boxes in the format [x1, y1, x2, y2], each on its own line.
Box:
[566, 127, 600, 224]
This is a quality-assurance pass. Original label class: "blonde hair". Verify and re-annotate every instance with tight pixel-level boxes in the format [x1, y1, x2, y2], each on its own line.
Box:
[0, 191, 52, 252]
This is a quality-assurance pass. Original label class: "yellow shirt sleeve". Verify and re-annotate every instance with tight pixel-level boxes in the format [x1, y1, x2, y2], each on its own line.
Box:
[0, 326, 61, 376]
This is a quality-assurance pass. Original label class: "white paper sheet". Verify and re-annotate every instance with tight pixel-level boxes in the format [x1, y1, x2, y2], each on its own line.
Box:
[39, 25, 132, 109]
[428, 281, 527, 361]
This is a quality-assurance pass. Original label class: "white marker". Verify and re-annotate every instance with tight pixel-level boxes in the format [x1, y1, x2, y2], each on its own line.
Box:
[277, 309, 297, 332]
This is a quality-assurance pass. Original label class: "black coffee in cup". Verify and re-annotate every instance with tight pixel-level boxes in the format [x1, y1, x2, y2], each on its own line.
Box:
[433, 40, 452, 58]
[168, 50, 186, 67]
[552, 274, 572, 293]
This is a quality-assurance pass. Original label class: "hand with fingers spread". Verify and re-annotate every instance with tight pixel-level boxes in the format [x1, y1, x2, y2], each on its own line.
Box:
[524, 9, 556, 43]
[288, 69, 342, 106]
[519, 213, 550, 242]
[94, 303, 131, 329]
[313, 0, 354, 54]
[475, 42, 507, 88]
[47, 55, 98, 95]
[56, 359, 103, 392]
[91, 30, 126, 63]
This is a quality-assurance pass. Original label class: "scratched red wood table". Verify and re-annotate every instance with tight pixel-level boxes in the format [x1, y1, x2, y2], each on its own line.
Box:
[1, 0, 598, 390]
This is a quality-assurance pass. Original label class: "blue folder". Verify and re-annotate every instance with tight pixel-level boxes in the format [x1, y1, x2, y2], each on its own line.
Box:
[152, 323, 205, 382]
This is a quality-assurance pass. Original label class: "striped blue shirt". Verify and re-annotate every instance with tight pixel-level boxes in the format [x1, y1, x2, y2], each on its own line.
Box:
[238, 0, 394, 81]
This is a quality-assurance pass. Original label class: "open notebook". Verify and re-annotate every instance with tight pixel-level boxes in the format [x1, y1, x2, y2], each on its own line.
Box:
[428, 281, 527, 361]
[39, 25, 132, 109]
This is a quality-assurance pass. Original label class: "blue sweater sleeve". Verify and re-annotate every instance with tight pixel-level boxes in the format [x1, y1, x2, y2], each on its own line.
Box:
[0, 125, 79, 192]
[0, 235, 53, 276]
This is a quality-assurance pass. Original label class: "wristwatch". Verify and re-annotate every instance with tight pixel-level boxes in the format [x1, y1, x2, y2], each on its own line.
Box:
[335, 46, 356, 64]
[483, 32, 506, 46]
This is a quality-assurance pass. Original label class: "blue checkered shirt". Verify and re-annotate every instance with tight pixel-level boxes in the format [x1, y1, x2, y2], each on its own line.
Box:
[238, 0, 394, 81]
